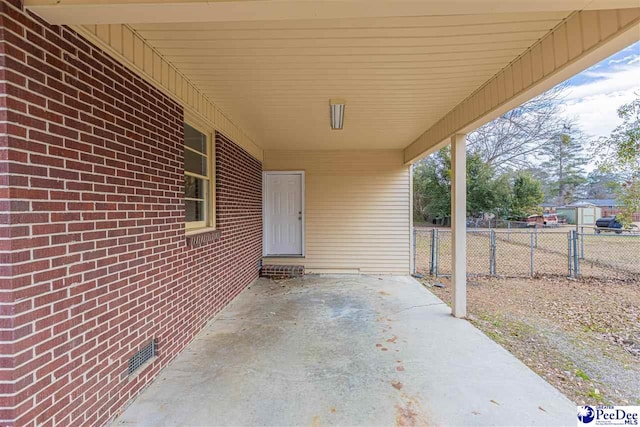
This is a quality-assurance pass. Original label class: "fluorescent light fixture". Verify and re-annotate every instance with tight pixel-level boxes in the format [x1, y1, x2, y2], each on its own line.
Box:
[329, 99, 345, 130]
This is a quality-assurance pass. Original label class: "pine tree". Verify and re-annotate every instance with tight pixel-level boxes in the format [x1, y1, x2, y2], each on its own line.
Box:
[539, 124, 588, 206]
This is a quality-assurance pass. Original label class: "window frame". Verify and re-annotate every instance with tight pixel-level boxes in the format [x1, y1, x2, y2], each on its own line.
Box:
[184, 117, 216, 232]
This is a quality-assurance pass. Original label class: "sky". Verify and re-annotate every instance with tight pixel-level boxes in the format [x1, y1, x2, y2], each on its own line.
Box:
[559, 40, 640, 141]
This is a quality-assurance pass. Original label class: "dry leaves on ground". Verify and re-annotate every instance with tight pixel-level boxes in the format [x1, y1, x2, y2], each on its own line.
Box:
[426, 275, 640, 406]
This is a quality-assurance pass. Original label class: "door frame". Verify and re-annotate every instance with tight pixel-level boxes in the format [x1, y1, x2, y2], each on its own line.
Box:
[262, 170, 305, 257]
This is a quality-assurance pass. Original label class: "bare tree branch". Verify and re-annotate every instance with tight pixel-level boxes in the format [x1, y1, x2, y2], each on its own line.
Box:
[467, 84, 568, 172]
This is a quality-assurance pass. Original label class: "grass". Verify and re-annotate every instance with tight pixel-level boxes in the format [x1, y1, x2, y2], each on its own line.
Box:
[587, 389, 605, 402]
[575, 369, 590, 381]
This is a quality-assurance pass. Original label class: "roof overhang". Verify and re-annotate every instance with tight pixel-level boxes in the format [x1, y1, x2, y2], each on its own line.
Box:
[23, 0, 640, 24]
[25, 1, 640, 162]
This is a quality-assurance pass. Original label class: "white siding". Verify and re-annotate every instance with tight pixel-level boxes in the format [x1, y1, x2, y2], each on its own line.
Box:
[263, 150, 410, 274]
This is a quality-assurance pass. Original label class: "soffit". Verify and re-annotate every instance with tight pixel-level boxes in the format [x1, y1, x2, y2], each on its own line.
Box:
[130, 12, 572, 150]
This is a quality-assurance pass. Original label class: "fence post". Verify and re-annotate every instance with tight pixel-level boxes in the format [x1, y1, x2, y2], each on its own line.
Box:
[507, 222, 511, 241]
[568, 232, 573, 278]
[573, 230, 580, 278]
[489, 230, 496, 275]
[580, 226, 585, 260]
[412, 227, 416, 274]
[530, 232, 534, 277]
[534, 226, 538, 248]
[429, 229, 435, 275]
[434, 229, 440, 277]
[489, 230, 493, 276]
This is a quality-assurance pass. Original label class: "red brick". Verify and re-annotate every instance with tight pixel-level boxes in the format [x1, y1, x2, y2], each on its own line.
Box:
[0, 3, 262, 426]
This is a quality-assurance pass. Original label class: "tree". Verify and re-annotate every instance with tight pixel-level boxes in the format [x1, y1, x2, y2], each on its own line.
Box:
[508, 172, 545, 219]
[595, 95, 640, 226]
[467, 85, 568, 172]
[413, 147, 511, 222]
[583, 170, 620, 200]
[413, 150, 451, 221]
[539, 123, 588, 206]
[466, 154, 510, 218]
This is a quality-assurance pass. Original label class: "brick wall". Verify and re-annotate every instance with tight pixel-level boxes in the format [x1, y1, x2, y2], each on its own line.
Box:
[0, 1, 263, 425]
[601, 208, 640, 222]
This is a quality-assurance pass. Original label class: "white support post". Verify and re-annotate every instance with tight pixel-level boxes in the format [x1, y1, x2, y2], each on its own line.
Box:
[451, 134, 467, 318]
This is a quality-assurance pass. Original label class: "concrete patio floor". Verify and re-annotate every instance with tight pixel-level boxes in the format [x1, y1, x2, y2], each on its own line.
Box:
[113, 275, 575, 426]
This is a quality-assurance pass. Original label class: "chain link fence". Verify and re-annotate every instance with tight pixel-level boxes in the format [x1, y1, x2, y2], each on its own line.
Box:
[414, 227, 640, 281]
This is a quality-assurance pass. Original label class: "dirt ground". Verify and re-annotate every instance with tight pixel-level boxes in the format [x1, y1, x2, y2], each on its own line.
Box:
[423, 275, 640, 406]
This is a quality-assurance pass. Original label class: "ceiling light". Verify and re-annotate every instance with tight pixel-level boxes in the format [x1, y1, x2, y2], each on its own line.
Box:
[330, 99, 345, 130]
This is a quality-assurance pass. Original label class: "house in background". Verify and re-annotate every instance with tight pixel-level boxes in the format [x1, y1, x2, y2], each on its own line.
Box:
[574, 198, 639, 220]
[1, 0, 638, 425]
[563, 199, 640, 222]
[541, 201, 558, 214]
[577, 198, 622, 210]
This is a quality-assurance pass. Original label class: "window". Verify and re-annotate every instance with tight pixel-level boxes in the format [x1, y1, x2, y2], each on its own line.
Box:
[184, 123, 214, 230]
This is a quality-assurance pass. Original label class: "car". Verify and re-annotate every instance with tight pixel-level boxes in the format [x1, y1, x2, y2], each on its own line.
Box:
[595, 215, 638, 234]
[526, 215, 542, 227]
[543, 213, 559, 227]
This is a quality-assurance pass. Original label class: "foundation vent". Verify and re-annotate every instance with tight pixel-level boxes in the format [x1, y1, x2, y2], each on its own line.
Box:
[128, 339, 156, 375]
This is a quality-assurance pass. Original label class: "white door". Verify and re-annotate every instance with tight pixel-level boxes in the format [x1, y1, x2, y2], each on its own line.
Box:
[264, 172, 304, 256]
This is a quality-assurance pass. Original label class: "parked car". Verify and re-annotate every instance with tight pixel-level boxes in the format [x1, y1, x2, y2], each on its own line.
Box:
[526, 214, 558, 228]
[543, 213, 559, 227]
[595, 215, 638, 234]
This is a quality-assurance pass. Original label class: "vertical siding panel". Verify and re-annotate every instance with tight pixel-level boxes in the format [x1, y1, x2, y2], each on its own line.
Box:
[133, 35, 144, 68]
[175, 74, 183, 99]
[161, 60, 169, 87]
[530, 44, 544, 83]
[496, 71, 506, 104]
[567, 14, 584, 59]
[541, 36, 556, 76]
[85, 24, 97, 36]
[488, 79, 497, 109]
[95, 24, 109, 44]
[504, 66, 514, 99]
[520, 51, 533, 88]
[618, 7, 640, 27]
[553, 24, 569, 68]
[110, 24, 123, 54]
[599, 9, 619, 40]
[511, 60, 523, 95]
[581, 11, 601, 50]
[143, 44, 154, 75]
[152, 52, 162, 81]
[168, 66, 176, 93]
[122, 26, 134, 62]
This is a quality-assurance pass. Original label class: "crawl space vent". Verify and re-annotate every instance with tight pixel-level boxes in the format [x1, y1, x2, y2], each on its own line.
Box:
[128, 339, 156, 375]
